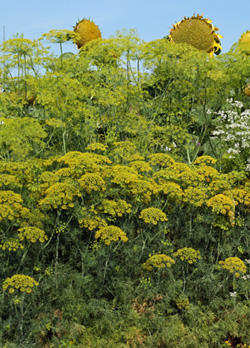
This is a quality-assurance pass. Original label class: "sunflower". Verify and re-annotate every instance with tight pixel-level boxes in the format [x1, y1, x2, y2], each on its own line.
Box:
[244, 84, 250, 97]
[168, 14, 223, 56]
[237, 31, 250, 55]
[74, 19, 102, 49]
[239, 31, 250, 44]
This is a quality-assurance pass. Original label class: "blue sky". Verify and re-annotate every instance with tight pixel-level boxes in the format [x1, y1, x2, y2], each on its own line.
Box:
[0, 0, 249, 55]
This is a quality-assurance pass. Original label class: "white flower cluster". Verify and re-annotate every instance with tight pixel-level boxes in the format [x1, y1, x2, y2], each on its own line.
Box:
[242, 274, 250, 280]
[161, 142, 177, 152]
[212, 99, 250, 168]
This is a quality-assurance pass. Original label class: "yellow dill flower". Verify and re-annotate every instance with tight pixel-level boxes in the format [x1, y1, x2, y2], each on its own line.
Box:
[3, 274, 39, 294]
[170, 163, 192, 175]
[229, 188, 250, 207]
[78, 172, 106, 194]
[113, 141, 136, 150]
[219, 257, 246, 276]
[143, 253, 175, 271]
[129, 179, 159, 203]
[86, 142, 108, 152]
[153, 163, 195, 186]
[37, 171, 60, 195]
[173, 247, 201, 263]
[176, 297, 190, 310]
[95, 225, 128, 245]
[129, 160, 153, 174]
[39, 182, 81, 210]
[183, 187, 207, 207]
[208, 177, 231, 195]
[153, 169, 178, 184]
[109, 165, 140, 185]
[196, 165, 218, 183]
[127, 154, 145, 162]
[41, 29, 80, 44]
[148, 153, 175, 168]
[111, 142, 141, 162]
[79, 214, 107, 231]
[159, 182, 183, 201]
[139, 207, 168, 225]
[0, 238, 24, 252]
[18, 226, 48, 243]
[194, 155, 217, 166]
[179, 169, 204, 188]
[58, 151, 111, 178]
[0, 174, 21, 189]
[0, 191, 25, 222]
[101, 199, 132, 218]
[207, 194, 235, 216]
[45, 118, 66, 128]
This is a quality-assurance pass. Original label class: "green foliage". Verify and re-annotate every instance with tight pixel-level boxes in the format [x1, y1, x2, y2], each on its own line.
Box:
[1, 27, 250, 348]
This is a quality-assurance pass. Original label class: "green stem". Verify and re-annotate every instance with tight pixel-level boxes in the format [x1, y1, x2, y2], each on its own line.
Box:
[62, 130, 67, 154]
[103, 257, 110, 285]
[60, 42, 63, 68]
[16, 246, 30, 273]
[182, 268, 186, 292]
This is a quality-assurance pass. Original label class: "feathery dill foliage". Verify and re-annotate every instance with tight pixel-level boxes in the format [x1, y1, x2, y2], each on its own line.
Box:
[1, 18, 250, 348]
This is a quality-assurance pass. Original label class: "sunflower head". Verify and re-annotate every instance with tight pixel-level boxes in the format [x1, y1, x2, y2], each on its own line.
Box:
[169, 14, 223, 56]
[237, 31, 250, 55]
[244, 84, 250, 97]
[74, 18, 102, 49]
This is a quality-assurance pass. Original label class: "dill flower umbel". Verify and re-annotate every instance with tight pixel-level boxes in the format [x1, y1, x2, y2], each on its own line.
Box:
[79, 215, 107, 231]
[0, 238, 24, 252]
[0, 174, 21, 189]
[3, 274, 39, 294]
[176, 296, 190, 310]
[78, 172, 106, 194]
[158, 182, 183, 201]
[229, 188, 250, 206]
[207, 194, 235, 217]
[148, 153, 175, 168]
[86, 142, 108, 152]
[143, 253, 175, 271]
[139, 207, 168, 225]
[0, 190, 24, 222]
[18, 226, 48, 243]
[100, 199, 132, 218]
[193, 155, 217, 166]
[78, 207, 108, 230]
[95, 225, 128, 245]
[173, 247, 201, 264]
[219, 257, 246, 278]
[129, 179, 158, 203]
[39, 182, 81, 210]
[183, 187, 207, 207]
[129, 160, 153, 174]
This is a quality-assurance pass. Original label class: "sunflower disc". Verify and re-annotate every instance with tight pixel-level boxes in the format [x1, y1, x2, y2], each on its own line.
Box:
[169, 14, 222, 56]
[74, 19, 101, 49]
